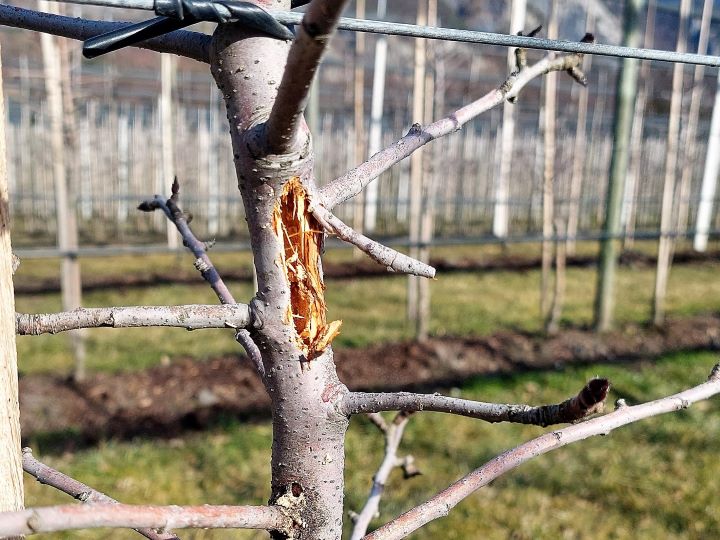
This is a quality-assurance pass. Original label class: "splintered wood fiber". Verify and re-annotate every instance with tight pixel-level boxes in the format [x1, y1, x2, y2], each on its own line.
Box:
[273, 177, 342, 359]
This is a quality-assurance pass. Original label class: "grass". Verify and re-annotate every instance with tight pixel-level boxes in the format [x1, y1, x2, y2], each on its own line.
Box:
[13, 243, 720, 537]
[13, 251, 720, 375]
[23, 351, 720, 539]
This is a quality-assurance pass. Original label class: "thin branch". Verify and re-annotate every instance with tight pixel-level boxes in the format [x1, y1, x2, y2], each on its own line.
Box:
[16, 304, 252, 335]
[139, 180, 264, 378]
[364, 365, 720, 540]
[342, 378, 609, 427]
[0, 4, 211, 63]
[312, 206, 435, 278]
[351, 412, 416, 540]
[264, 0, 350, 153]
[22, 448, 178, 540]
[366, 412, 389, 433]
[320, 43, 590, 210]
[0, 503, 293, 537]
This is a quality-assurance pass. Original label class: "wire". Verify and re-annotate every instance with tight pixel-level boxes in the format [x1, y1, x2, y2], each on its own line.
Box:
[274, 12, 720, 67]
[39, 0, 720, 66]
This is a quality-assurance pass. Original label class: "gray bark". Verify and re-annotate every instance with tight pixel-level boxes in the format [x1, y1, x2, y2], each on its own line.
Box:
[210, 15, 349, 537]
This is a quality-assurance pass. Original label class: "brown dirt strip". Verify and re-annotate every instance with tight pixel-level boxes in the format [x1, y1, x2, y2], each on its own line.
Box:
[20, 314, 720, 445]
[13, 249, 720, 295]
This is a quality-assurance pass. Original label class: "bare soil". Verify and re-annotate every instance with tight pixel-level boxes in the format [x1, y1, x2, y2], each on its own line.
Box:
[20, 315, 720, 445]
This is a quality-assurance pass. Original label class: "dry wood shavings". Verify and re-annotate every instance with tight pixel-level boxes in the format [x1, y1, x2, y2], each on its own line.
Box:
[272, 178, 342, 360]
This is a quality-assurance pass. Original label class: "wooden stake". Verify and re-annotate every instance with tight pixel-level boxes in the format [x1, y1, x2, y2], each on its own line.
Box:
[352, 0, 366, 258]
[407, 0, 427, 329]
[566, 1, 594, 256]
[39, 0, 85, 380]
[653, 0, 691, 327]
[160, 53, 179, 250]
[417, 0, 437, 342]
[0, 43, 25, 520]
[541, 0, 558, 321]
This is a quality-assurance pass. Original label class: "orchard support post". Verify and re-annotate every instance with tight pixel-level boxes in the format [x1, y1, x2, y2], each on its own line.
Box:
[594, 0, 645, 332]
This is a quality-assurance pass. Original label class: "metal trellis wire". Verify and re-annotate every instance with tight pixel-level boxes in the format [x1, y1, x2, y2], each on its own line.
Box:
[41, 0, 720, 66]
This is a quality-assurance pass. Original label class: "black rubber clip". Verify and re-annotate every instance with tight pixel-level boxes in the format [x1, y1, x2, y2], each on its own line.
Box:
[83, 0, 311, 58]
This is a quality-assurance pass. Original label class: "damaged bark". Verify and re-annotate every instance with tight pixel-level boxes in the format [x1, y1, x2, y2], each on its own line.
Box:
[210, 11, 349, 538]
[272, 177, 342, 361]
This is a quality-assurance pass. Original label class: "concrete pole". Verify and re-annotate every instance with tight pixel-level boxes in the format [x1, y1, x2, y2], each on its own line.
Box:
[694, 69, 720, 252]
[364, 0, 388, 233]
[493, 0, 527, 239]
[594, 0, 646, 332]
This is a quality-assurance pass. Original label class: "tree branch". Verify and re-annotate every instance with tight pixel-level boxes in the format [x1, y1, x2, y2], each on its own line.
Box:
[22, 448, 178, 540]
[139, 179, 264, 378]
[0, 503, 293, 537]
[312, 206, 435, 278]
[364, 365, 720, 540]
[320, 47, 589, 210]
[264, 0, 350, 153]
[342, 378, 609, 427]
[351, 412, 418, 540]
[16, 304, 252, 335]
[0, 4, 211, 63]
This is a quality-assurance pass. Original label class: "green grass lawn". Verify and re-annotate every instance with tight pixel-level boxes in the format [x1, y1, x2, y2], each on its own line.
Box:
[23, 351, 720, 539]
[14, 253, 720, 375]
[14, 244, 720, 537]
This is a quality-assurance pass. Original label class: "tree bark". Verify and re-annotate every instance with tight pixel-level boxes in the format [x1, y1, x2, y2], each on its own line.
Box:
[210, 13, 349, 537]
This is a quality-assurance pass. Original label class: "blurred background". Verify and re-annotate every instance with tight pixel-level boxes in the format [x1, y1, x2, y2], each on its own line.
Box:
[3, 0, 720, 538]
